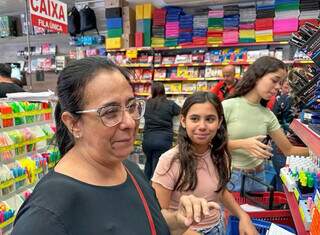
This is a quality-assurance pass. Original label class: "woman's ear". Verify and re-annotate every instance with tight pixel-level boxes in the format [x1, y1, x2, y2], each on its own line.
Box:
[61, 111, 82, 139]
[180, 115, 186, 128]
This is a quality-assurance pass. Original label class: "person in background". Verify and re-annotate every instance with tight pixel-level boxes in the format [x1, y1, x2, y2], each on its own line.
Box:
[152, 92, 258, 235]
[223, 56, 309, 192]
[143, 82, 181, 180]
[0, 63, 24, 97]
[271, 78, 295, 191]
[12, 57, 218, 235]
[272, 79, 294, 133]
[210, 65, 237, 101]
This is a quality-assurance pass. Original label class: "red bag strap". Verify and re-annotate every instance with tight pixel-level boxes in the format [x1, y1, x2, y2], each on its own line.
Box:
[125, 166, 157, 235]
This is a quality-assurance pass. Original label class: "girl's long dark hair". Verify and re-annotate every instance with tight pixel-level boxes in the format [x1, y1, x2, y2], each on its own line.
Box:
[55, 57, 132, 156]
[170, 92, 231, 193]
[149, 81, 166, 110]
[229, 56, 287, 106]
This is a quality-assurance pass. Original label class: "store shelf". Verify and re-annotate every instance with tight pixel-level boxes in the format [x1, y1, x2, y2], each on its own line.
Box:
[0, 216, 15, 229]
[283, 186, 309, 235]
[120, 63, 153, 68]
[290, 119, 320, 156]
[154, 61, 251, 68]
[130, 80, 152, 84]
[0, 182, 36, 201]
[166, 91, 193, 95]
[106, 41, 289, 52]
[134, 92, 150, 96]
[153, 77, 221, 81]
[153, 41, 289, 50]
[284, 60, 314, 65]
[0, 120, 52, 132]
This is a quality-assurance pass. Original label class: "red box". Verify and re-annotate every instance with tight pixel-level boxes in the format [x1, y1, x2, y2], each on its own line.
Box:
[135, 32, 143, 47]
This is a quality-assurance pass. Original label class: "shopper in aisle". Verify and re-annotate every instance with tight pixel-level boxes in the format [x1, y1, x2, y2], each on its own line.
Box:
[223, 56, 309, 192]
[143, 82, 181, 180]
[271, 78, 295, 191]
[0, 63, 24, 97]
[210, 65, 237, 101]
[152, 92, 258, 235]
[12, 57, 220, 235]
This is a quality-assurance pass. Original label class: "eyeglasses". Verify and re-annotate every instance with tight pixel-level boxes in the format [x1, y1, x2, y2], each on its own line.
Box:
[76, 99, 146, 127]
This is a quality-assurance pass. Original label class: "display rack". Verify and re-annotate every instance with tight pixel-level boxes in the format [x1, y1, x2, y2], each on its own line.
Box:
[290, 119, 320, 156]
[0, 97, 59, 234]
[105, 38, 312, 99]
[283, 186, 310, 235]
[281, 118, 320, 235]
[106, 41, 290, 52]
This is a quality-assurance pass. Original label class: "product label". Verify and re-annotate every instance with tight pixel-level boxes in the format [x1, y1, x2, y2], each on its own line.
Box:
[0, 179, 14, 189]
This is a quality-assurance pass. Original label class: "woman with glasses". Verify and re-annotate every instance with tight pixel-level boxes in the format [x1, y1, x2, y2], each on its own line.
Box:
[143, 82, 181, 180]
[12, 57, 219, 235]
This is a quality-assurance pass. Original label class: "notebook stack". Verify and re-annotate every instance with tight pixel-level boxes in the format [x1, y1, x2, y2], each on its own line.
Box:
[274, 0, 300, 41]
[193, 13, 208, 45]
[255, 0, 275, 42]
[179, 14, 193, 46]
[135, 3, 153, 47]
[165, 7, 182, 47]
[152, 8, 166, 47]
[239, 3, 256, 43]
[105, 6, 123, 49]
[223, 5, 239, 44]
[207, 7, 224, 44]
[299, 0, 320, 26]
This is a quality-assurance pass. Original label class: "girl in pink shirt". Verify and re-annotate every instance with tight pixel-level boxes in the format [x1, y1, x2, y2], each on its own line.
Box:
[152, 92, 257, 235]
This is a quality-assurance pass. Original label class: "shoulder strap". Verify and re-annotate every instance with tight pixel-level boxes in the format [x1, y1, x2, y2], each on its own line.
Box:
[125, 166, 157, 235]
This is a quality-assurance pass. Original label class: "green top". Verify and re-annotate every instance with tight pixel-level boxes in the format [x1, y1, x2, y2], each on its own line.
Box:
[222, 97, 280, 169]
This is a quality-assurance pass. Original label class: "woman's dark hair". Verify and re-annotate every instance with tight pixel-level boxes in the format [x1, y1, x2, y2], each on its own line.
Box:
[149, 82, 166, 110]
[151, 81, 165, 98]
[55, 57, 132, 156]
[0, 63, 11, 78]
[169, 92, 231, 193]
[229, 56, 287, 106]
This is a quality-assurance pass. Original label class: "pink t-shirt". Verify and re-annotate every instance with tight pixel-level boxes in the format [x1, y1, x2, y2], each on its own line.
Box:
[152, 146, 221, 230]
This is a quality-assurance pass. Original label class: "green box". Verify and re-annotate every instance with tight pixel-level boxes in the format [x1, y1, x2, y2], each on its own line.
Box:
[107, 28, 123, 37]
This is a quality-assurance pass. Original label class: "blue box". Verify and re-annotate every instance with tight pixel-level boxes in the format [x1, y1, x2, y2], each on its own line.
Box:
[106, 18, 122, 29]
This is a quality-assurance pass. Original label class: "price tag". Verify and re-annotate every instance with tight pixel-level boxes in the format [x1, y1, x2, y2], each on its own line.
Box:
[48, 162, 56, 168]
[15, 175, 27, 182]
[0, 216, 15, 229]
[293, 187, 300, 200]
[35, 168, 43, 174]
[126, 49, 138, 59]
[0, 114, 14, 119]
[0, 179, 14, 189]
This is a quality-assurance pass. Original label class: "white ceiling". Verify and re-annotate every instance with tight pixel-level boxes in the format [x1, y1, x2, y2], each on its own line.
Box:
[0, 0, 255, 15]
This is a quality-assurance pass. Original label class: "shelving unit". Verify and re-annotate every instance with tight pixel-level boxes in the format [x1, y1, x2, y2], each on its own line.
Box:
[105, 39, 311, 99]
[290, 119, 320, 156]
[283, 186, 309, 235]
[154, 77, 222, 81]
[106, 41, 289, 52]
[0, 98, 59, 233]
[283, 118, 320, 234]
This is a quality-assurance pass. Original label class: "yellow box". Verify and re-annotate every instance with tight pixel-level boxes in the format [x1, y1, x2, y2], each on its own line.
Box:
[106, 37, 122, 49]
[136, 5, 144, 20]
[143, 3, 153, 19]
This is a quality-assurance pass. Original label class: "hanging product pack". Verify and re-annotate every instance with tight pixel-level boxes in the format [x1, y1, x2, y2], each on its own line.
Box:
[79, 5, 99, 35]
[67, 7, 81, 36]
